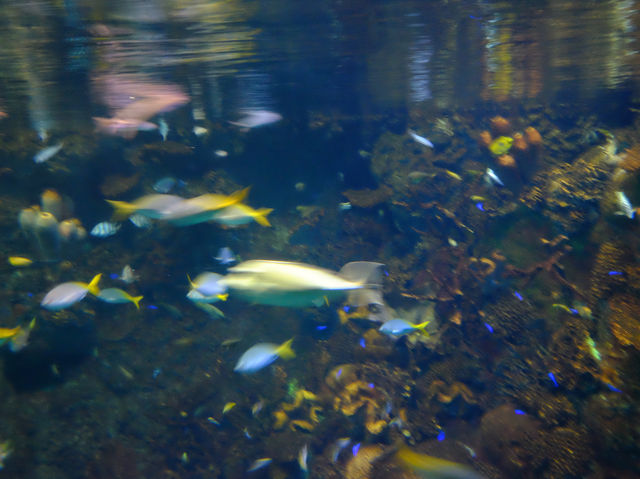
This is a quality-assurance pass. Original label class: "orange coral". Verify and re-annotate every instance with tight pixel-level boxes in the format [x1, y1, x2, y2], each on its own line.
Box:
[524, 126, 542, 147]
[512, 132, 528, 151]
[490, 116, 511, 135]
[479, 130, 493, 148]
[497, 154, 517, 168]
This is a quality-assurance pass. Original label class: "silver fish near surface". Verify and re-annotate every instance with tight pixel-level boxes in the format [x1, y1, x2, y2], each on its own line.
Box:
[484, 167, 504, 187]
[90, 221, 121, 237]
[408, 129, 434, 148]
[34, 142, 63, 163]
[615, 191, 635, 219]
[229, 110, 282, 129]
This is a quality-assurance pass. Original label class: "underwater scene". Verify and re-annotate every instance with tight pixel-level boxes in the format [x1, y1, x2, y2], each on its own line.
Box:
[1, 0, 640, 478]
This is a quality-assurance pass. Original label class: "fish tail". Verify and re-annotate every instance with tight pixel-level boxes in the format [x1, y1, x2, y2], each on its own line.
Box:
[414, 320, 430, 330]
[217, 293, 229, 302]
[86, 273, 102, 296]
[187, 274, 195, 289]
[131, 295, 143, 309]
[106, 200, 136, 219]
[276, 338, 296, 360]
[253, 208, 273, 227]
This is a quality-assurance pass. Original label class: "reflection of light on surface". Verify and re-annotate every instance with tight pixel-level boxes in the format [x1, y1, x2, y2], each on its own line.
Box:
[236, 70, 276, 111]
[408, 34, 432, 103]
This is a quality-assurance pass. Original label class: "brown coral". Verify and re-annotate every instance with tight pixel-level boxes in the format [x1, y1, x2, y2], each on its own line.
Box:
[619, 144, 640, 172]
[342, 185, 393, 208]
[590, 242, 629, 300]
[344, 444, 384, 479]
[426, 380, 476, 404]
[608, 294, 640, 350]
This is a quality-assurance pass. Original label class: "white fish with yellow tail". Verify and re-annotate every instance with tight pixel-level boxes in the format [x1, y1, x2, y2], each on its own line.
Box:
[379, 319, 429, 337]
[217, 260, 385, 308]
[394, 446, 485, 479]
[162, 188, 250, 226]
[210, 203, 273, 227]
[41, 274, 102, 311]
[188, 272, 227, 296]
[234, 338, 295, 373]
[187, 289, 228, 304]
[106, 194, 186, 220]
[97, 288, 143, 309]
[33, 142, 63, 163]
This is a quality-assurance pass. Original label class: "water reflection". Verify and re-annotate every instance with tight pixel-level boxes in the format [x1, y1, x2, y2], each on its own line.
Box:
[0, 0, 638, 133]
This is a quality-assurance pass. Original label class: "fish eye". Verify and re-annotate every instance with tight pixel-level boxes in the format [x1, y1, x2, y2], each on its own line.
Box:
[368, 303, 381, 313]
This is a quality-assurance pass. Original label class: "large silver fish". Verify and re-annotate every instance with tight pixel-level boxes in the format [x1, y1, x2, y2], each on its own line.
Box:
[218, 260, 385, 308]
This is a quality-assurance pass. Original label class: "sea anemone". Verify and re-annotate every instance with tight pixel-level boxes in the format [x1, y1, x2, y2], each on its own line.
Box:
[490, 116, 511, 135]
[478, 130, 492, 149]
[524, 126, 542, 147]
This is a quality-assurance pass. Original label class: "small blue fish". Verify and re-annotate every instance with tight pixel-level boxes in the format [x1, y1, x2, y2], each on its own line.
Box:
[437, 430, 445, 441]
[608, 271, 623, 276]
[90, 221, 121, 238]
[606, 384, 623, 393]
[153, 177, 178, 194]
[215, 247, 236, 265]
[514, 409, 526, 415]
[475, 202, 485, 212]
[316, 325, 327, 330]
[234, 339, 295, 373]
[570, 308, 579, 315]
[336, 368, 343, 379]
[379, 319, 429, 337]
[484, 322, 494, 333]
[408, 129, 434, 148]
[514, 291, 523, 301]
[352, 443, 361, 456]
[548, 372, 558, 387]
[359, 338, 366, 348]
[34, 142, 63, 164]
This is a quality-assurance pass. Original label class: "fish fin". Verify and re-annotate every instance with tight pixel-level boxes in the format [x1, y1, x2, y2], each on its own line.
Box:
[86, 274, 102, 296]
[187, 274, 196, 289]
[339, 262, 385, 289]
[106, 200, 136, 220]
[253, 208, 273, 227]
[229, 187, 251, 205]
[217, 293, 229, 302]
[131, 295, 143, 309]
[276, 338, 296, 360]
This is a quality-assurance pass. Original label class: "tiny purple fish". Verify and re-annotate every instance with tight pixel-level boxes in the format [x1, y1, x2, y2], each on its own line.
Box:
[359, 338, 366, 348]
[484, 322, 494, 333]
[475, 202, 485, 211]
[336, 368, 343, 379]
[514, 291, 523, 301]
[514, 409, 526, 415]
[606, 384, 623, 393]
[316, 325, 327, 330]
[548, 372, 558, 387]
[352, 443, 361, 456]
[368, 383, 374, 389]
[437, 430, 445, 441]
[147, 304, 158, 310]
[570, 308, 579, 315]
[109, 273, 119, 280]
[608, 271, 623, 276]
